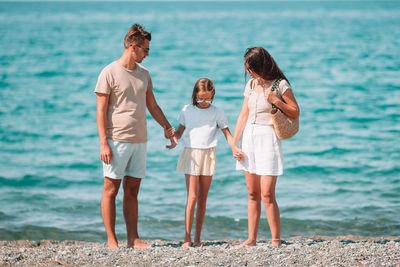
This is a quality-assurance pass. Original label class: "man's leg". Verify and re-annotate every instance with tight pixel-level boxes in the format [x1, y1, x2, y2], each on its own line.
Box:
[123, 176, 150, 248]
[101, 177, 121, 249]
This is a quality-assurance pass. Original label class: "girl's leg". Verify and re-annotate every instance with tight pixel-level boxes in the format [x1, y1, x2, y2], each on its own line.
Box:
[194, 175, 213, 246]
[183, 174, 199, 248]
[241, 171, 261, 246]
[260, 175, 281, 246]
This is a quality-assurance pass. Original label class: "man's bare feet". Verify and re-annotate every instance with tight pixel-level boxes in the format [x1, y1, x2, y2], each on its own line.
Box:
[237, 239, 256, 247]
[182, 241, 191, 248]
[128, 238, 151, 248]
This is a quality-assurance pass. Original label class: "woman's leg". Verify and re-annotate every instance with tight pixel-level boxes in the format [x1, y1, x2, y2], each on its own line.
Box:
[183, 174, 199, 248]
[194, 175, 213, 246]
[241, 171, 261, 246]
[260, 175, 281, 246]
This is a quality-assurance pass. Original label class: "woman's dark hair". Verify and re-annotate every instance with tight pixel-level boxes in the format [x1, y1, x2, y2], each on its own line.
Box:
[244, 47, 289, 83]
[191, 78, 215, 106]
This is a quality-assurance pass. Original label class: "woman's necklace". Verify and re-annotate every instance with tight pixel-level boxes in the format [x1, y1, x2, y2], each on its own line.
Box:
[257, 79, 273, 89]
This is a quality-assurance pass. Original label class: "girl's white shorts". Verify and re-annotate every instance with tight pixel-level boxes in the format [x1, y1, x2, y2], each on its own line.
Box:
[177, 147, 216, 176]
[236, 123, 283, 176]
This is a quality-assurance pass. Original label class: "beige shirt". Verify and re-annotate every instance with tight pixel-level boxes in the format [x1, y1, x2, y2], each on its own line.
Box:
[244, 79, 290, 125]
[94, 61, 153, 143]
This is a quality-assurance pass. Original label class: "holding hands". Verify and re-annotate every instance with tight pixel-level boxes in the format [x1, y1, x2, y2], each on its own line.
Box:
[231, 145, 244, 161]
[163, 126, 178, 149]
[164, 125, 175, 138]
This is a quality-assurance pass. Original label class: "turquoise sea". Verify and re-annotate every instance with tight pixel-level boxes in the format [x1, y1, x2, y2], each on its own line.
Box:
[0, 1, 399, 242]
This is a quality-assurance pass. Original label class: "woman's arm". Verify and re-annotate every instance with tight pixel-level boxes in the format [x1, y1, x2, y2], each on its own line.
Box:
[233, 97, 250, 146]
[231, 97, 249, 161]
[267, 88, 300, 119]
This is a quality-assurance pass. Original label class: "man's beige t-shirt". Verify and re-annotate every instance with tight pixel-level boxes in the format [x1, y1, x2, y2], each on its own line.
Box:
[94, 61, 153, 143]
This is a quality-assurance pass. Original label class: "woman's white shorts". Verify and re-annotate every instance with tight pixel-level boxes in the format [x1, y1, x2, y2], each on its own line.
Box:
[177, 147, 216, 176]
[236, 123, 283, 176]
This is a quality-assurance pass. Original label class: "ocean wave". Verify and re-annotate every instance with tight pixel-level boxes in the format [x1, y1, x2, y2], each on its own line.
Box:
[0, 175, 99, 188]
[1, 216, 399, 242]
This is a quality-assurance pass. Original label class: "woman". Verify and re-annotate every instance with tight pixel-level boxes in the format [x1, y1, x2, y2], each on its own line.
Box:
[232, 47, 300, 246]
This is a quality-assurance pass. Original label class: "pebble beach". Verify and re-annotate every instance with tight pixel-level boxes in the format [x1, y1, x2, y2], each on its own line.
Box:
[1, 236, 399, 266]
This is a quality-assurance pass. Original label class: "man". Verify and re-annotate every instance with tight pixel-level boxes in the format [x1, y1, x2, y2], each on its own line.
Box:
[94, 24, 177, 249]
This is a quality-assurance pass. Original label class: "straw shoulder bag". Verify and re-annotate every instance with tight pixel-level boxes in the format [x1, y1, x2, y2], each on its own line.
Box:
[270, 79, 299, 139]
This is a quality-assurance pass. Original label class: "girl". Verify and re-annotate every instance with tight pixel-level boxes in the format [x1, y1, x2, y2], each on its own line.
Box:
[173, 78, 234, 248]
[232, 47, 300, 247]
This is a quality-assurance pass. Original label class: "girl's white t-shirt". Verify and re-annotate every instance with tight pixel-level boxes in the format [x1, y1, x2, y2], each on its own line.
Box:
[178, 104, 229, 149]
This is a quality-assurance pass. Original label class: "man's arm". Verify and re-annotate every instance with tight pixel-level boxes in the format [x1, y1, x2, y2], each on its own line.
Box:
[146, 90, 178, 148]
[96, 93, 113, 164]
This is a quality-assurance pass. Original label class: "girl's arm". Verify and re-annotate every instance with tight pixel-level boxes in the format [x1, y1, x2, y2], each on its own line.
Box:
[175, 124, 185, 140]
[221, 128, 234, 147]
[267, 88, 300, 119]
[232, 97, 250, 161]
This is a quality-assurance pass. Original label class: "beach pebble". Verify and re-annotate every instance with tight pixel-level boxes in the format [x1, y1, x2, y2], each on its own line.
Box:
[0, 237, 399, 266]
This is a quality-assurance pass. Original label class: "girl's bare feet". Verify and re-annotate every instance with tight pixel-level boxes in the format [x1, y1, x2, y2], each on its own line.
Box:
[182, 241, 191, 248]
[237, 239, 256, 247]
[271, 239, 281, 247]
[193, 242, 203, 247]
[107, 241, 118, 249]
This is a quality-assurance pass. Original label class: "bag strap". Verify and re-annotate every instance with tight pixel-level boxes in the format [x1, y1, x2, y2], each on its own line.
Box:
[250, 79, 255, 91]
[271, 78, 283, 110]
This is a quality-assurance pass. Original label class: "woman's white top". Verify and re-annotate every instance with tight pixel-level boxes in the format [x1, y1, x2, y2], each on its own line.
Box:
[178, 104, 229, 149]
[244, 79, 290, 125]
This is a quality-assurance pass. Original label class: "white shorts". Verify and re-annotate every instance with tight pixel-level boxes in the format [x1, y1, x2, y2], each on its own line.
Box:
[176, 147, 216, 176]
[236, 123, 283, 176]
[103, 139, 147, 179]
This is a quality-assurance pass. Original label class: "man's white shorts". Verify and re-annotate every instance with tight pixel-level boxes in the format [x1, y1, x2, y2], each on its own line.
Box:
[103, 139, 147, 179]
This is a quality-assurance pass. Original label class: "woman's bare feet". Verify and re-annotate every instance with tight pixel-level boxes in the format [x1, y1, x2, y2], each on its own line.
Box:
[271, 239, 281, 247]
[237, 239, 256, 247]
[182, 241, 191, 248]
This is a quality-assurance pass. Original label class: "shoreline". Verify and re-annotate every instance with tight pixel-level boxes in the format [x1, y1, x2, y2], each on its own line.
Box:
[1, 236, 399, 266]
